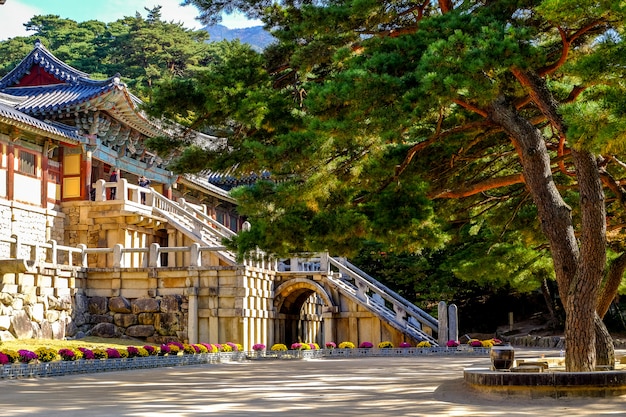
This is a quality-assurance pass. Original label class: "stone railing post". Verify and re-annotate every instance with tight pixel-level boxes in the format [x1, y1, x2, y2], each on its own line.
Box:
[10, 234, 20, 259]
[113, 244, 124, 267]
[190, 243, 201, 267]
[94, 179, 106, 201]
[149, 243, 161, 267]
[47, 239, 57, 264]
[448, 303, 458, 342]
[78, 244, 87, 267]
[438, 301, 449, 346]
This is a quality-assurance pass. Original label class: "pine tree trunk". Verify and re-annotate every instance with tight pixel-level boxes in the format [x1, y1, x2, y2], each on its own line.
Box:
[490, 97, 608, 372]
[594, 313, 615, 368]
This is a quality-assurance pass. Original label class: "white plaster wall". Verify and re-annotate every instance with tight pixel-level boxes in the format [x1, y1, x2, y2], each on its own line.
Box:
[13, 174, 41, 205]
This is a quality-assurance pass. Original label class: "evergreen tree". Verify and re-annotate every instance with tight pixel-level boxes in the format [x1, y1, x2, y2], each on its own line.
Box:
[156, 0, 626, 371]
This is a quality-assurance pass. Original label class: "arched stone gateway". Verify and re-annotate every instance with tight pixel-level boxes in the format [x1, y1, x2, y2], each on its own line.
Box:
[273, 278, 337, 347]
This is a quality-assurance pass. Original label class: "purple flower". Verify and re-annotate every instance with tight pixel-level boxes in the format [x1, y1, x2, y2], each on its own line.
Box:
[252, 344, 266, 351]
[325, 342, 337, 349]
[78, 347, 95, 360]
[446, 340, 459, 347]
[399, 342, 412, 348]
[291, 343, 302, 350]
[105, 348, 121, 359]
[18, 349, 37, 363]
[127, 346, 140, 358]
[0, 353, 9, 365]
[58, 348, 76, 361]
[144, 345, 156, 355]
[226, 342, 239, 351]
[159, 344, 171, 354]
[359, 342, 374, 348]
[168, 341, 184, 350]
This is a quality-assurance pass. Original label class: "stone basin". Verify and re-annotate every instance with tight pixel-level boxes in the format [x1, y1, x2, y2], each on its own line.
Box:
[464, 357, 626, 398]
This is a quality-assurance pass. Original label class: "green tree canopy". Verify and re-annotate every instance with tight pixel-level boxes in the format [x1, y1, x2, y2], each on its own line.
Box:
[152, 0, 626, 371]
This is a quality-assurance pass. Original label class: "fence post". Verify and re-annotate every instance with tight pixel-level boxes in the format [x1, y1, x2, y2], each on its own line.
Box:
[10, 234, 20, 258]
[113, 244, 124, 268]
[47, 240, 57, 264]
[438, 301, 449, 346]
[149, 243, 161, 267]
[190, 243, 201, 267]
[78, 244, 87, 267]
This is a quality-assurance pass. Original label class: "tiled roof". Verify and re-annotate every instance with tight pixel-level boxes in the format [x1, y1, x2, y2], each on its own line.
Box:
[4, 79, 120, 116]
[0, 40, 89, 89]
[0, 97, 81, 144]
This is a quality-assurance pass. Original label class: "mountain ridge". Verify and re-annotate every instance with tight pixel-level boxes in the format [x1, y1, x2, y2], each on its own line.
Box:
[204, 24, 274, 51]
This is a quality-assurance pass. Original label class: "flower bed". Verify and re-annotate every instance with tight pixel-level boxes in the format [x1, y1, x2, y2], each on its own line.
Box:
[0, 342, 491, 379]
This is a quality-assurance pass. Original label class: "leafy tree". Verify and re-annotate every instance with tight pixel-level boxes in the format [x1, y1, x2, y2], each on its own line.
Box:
[154, 0, 626, 371]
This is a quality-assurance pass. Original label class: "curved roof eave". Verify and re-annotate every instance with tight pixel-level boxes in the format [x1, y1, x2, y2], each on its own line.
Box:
[0, 102, 81, 145]
[179, 173, 238, 204]
[0, 40, 90, 89]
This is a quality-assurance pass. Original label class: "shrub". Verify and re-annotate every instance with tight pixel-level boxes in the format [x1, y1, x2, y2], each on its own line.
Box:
[183, 344, 197, 355]
[78, 347, 95, 360]
[159, 344, 171, 355]
[93, 348, 108, 359]
[270, 344, 287, 351]
[18, 349, 37, 363]
[35, 347, 58, 362]
[117, 348, 129, 358]
[105, 348, 121, 359]
[136, 347, 150, 357]
[290, 343, 302, 350]
[399, 342, 412, 348]
[252, 344, 266, 351]
[308, 343, 319, 350]
[417, 341, 431, 348]
[167, 344, 180, 355]
[378, 341, 394, 349]
[58, 348, 81, 361]
[225, 342, 239, 352]
[338, 342, 355, 349]
[143, 345, 157, 356]
[196, 344, 209, 354]
[127, 346, 140, 358]
[446, 340, 460, 347]
[359, 342, 374, 348]
[220, 344, 233, 352]
[325, 342, 337, 349]
[0, 352, 10, 365]
[2, 350, 19, 363]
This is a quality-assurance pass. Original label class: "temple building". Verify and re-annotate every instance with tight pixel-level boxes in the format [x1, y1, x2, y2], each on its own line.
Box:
[0, 41, 441, 350]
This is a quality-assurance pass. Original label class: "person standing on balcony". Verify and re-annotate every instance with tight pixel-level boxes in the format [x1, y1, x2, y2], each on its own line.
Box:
[109, 169, 118, 200]
[138, 175, 151, 204]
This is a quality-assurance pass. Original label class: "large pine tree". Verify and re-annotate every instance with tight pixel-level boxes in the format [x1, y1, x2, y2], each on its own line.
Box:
[151, 0, 626, 371]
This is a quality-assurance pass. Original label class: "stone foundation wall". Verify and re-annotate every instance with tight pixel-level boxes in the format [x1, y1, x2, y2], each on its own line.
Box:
[0, 263, 77, 342]
[79, 294, 189, 344]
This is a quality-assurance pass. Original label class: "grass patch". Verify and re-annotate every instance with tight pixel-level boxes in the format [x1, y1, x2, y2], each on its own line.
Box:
[0, 337, 155, 351]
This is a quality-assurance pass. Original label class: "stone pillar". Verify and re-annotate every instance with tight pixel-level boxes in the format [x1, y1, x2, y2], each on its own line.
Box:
[187, 286, 198, 344]
[438, 301, 448, 346]
[448, 303, 458, 342]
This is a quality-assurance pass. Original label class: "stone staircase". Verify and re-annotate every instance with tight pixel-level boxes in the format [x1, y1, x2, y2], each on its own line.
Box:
[151, 193, 237, 264]
[150, 193, 440, 345]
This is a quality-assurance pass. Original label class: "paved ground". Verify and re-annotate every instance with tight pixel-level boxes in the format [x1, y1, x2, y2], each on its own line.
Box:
[1, 348, 625, 416]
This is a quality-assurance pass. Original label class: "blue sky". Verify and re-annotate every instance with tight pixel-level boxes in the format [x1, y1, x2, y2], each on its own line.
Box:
[0, 0, 260, 41]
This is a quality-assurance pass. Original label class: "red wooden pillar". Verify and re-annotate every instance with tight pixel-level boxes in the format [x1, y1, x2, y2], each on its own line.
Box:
[6, 142, 14, 202]
[41, 141, 49, 208]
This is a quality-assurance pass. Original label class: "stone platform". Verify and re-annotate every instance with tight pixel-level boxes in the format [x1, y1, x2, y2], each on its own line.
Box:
[464, 358, 626, 398]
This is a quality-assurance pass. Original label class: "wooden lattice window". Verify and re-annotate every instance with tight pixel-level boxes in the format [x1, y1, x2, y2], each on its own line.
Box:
[18, 149, 37, 176]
